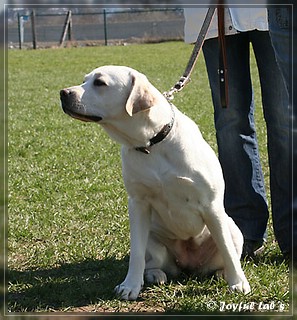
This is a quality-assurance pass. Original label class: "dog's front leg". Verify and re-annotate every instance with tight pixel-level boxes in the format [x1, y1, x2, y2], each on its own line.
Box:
[202, 203, 251, 294]
[115, 197, 151, 300]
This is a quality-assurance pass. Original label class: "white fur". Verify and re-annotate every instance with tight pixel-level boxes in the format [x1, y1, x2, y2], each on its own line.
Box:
[60, 65, 251, 300]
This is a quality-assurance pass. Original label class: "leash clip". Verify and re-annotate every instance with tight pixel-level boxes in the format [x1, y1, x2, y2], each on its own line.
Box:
[163, 76, 191, 101]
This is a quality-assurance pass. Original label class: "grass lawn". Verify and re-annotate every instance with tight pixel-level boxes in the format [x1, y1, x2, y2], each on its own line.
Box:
[6, 42, 292, 315]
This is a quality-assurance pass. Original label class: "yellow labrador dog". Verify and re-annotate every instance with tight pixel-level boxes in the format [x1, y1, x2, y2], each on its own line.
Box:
[60, 66, 251, 300]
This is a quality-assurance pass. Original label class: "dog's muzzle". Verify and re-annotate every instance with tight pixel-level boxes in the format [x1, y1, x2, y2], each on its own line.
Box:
[60, 89, 102, 122]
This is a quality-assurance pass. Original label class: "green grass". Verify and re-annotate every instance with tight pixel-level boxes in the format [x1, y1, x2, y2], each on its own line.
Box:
[6, 42, 292, 315]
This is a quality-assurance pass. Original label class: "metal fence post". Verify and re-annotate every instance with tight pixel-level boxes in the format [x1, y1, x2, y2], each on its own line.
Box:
[31, 10, 37, 49]
[103, 9, 107, 46]
[17, 13, 22, 49]
[68, 10, 72, 41]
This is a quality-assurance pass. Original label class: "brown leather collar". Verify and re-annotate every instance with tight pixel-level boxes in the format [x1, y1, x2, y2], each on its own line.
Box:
[135, 105, 175, 154]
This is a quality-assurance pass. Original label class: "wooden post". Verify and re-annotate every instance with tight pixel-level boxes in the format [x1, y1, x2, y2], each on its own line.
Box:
[31, 10, 37, 49]
[59, 10, 72, 46]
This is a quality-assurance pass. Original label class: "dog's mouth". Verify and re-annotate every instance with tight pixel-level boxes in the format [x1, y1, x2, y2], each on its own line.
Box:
[60, 89, 102, 122]
[62, 105, 102, 123]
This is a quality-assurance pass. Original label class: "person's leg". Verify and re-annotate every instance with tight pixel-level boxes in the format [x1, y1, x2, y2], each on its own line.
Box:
[251, 30, 291, 256]
[203, 33, 269, 251]
[268, 6, 296, 262]
[267, 7, 291, 94]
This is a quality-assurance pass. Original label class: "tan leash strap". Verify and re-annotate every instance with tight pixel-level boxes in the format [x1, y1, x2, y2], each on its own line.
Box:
[163, 7, 216, 100]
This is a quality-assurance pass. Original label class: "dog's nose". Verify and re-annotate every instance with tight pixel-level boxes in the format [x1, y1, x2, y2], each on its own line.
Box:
[60, 89, 71, 98]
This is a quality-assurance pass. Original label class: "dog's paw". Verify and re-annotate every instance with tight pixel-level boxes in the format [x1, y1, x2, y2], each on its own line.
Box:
[144, 268, 167, 284]
[229, 279, 251, 294]
[114, 282, 142, 300]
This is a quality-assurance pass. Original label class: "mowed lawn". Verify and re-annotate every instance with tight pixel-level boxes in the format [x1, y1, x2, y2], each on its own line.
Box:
[7, 42, 292, 314]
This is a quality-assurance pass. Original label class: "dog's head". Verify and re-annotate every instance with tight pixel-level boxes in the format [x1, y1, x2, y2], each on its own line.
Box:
[60, 66, 160, 124]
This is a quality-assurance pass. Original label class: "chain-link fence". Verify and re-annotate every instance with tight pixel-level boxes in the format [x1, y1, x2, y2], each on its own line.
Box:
[7, 8, 185, 49]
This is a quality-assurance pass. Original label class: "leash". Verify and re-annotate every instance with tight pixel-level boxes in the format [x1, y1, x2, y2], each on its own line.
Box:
[163, 6, 228, 108]
[136, 7, 228, 155]
[163, 7, 216, 101]
[217, 5, 228, 108]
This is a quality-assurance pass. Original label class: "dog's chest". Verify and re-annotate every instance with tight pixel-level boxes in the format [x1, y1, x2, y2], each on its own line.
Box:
[124, 159, 210, 238]
[151, 175, 208, 237]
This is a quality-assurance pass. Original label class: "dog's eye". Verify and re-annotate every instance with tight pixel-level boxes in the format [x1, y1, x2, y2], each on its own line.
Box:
[93, 78, 107, 87]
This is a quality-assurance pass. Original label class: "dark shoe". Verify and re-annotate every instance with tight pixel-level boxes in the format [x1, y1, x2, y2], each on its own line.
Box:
[242, 240, 265, 260]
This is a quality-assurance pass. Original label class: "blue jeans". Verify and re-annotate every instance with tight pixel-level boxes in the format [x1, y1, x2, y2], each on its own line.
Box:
[202, 30, 290, 254]
[268, 7, 296, 258]
[267, 7, 291, 95]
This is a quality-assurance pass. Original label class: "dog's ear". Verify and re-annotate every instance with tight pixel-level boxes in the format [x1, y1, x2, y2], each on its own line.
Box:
[125, 72, 156, 117]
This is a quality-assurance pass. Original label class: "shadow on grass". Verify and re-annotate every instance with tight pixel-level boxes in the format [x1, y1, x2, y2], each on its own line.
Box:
[6, 252, 292, 313]
[246, 250, 290, 267]
[7, 256, 129, 312]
